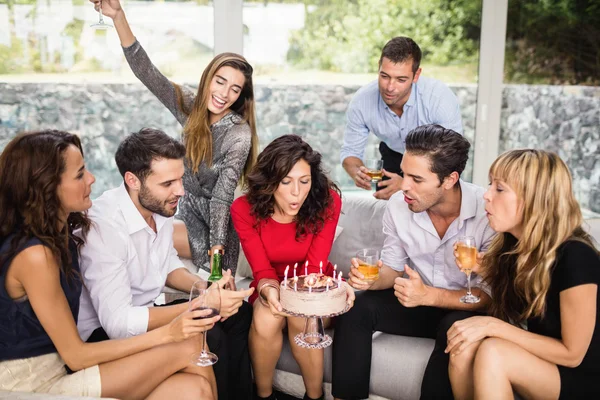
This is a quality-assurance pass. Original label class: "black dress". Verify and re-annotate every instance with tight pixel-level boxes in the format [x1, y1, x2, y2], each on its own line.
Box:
[527, 240, 600, 398]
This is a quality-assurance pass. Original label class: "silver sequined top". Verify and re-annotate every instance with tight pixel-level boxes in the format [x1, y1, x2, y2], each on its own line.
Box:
[123, 40, 252, 248]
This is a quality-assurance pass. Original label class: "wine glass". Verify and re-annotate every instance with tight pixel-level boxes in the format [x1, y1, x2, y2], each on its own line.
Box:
[456, 236, 480, 304]
[91, 0, 113, 29]
[189, 280, 221, 366]
[364, 159, 384, 189]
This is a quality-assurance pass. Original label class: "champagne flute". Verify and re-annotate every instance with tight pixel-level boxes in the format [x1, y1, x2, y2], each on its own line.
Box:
[91, 0, 113, 29]
[189, 280, 221, 366]
[456, 236, 480, 304]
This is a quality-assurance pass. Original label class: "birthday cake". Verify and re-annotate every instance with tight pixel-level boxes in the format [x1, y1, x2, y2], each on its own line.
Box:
[279, 273, 347, 317]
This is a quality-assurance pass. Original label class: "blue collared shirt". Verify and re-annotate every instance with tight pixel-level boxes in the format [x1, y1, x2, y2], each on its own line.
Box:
[380, 180, 495, 294]
[340, 77, 463, 162]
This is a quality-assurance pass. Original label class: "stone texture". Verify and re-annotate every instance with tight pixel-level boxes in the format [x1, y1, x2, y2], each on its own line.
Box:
[0, 82, 598, 212]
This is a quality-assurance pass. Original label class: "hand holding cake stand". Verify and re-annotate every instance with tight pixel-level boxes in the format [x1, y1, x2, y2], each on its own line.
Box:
[279, 264, 351, 349]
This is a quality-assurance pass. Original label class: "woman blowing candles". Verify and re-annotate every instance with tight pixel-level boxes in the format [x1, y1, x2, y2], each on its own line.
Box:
[231, 135, 355, 400]
[0, 130, 220, 399]
[90, 0, 258, 276]
[446, 149, 600, 400]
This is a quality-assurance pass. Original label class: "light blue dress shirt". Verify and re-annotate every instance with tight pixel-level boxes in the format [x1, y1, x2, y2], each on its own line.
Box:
[380, 180, 495, 294]
[340, 77, 463, 162]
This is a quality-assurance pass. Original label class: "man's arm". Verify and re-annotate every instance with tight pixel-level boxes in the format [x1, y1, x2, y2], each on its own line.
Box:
[342, 156, 371, 190]
[165, 267, 199, 293]
[341, 98, 372, 190]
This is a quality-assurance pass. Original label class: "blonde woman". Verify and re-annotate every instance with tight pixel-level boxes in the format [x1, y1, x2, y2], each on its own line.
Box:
[89, 1, 258, 398]
[446, 149, 599, 399]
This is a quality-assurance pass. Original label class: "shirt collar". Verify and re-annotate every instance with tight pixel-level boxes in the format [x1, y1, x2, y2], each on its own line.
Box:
[457, 179, 478, 228]
[116, 183, 169, 235]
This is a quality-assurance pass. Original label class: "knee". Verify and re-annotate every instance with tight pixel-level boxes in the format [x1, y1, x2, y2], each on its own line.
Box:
[250, 309, 283, 340]
[474, 338, 507, 370]
[437, 311, 476, 343]
[188, 375, 215, 400]
[448, 345, 477, 374]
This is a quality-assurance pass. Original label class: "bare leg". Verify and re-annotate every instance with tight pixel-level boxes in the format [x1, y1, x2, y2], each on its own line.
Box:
[146, 372, 214, 400]
[249, 300, 286, 397]
[448, 341, 482, 400]
[173, 219, 192, 259]
[99, 337, 216, 400]
[287, 316, 331, 399]
[473, 338, 560, 400]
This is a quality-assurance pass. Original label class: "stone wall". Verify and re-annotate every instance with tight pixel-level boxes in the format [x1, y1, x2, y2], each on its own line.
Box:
[0, 82, 598, 211]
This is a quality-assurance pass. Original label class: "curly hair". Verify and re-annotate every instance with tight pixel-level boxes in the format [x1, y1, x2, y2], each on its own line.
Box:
[245, 135, 340, 240]
[481, 149, 597, 323]
[0, 130, 92, 281]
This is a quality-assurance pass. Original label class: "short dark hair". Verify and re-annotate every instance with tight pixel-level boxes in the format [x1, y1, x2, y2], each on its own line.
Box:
[379, 37, 422, 74]
[115, 128, 186, 181]
[404, 124, 470, 184]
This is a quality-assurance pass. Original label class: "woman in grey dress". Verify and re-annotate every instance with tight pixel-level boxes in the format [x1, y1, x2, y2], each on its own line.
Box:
[96, 0, 258, 277]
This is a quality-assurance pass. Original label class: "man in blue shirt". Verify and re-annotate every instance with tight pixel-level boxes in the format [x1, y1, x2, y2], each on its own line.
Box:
[341, 37, 463, 200]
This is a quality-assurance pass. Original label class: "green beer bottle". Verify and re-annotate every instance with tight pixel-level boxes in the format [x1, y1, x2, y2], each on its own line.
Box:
[208, 248, 224, 283]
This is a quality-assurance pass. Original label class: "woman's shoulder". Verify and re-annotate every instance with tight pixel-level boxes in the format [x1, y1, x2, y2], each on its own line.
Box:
[553, 239, 600, 289]
[231, 195, 252, 215]
[558, 239, 599, 262]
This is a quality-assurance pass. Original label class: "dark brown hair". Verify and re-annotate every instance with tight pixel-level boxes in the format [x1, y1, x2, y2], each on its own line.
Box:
[245, 135, 340, 240]
[379, 36, 422, 74]
[0, 130, 91, 280]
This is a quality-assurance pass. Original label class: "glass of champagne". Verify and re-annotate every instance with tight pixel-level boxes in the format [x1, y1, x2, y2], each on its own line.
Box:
[91, 0, 113, 29]
[189, 280, 221, 366]
[356, 248, 381, 283]
[456, 236, 480, 303]
[364, 159, 384, 188]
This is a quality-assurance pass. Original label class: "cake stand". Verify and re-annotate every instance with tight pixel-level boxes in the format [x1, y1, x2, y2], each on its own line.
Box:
[281, 302, 350, 349]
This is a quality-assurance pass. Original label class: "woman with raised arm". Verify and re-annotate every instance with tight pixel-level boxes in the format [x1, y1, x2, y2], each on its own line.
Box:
[90, 0, 258, 277]
[0, 130, 220, 399]
[446, 149, 600, 399]
[231, 135, 355, 400]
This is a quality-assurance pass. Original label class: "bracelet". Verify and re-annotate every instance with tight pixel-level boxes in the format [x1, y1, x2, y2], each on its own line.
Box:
[258, 280, 280, 307]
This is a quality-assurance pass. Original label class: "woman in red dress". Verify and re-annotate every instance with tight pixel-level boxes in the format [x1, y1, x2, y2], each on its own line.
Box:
[231, 135, 354, 400]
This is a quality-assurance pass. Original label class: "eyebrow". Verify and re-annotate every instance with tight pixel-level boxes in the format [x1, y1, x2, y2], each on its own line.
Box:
[284, 175, 311, 179]
[405, 173, 424, 180]
[77, 164, 85, 174]
[216, 74, 243, 90]
[379, 71, 411, 80]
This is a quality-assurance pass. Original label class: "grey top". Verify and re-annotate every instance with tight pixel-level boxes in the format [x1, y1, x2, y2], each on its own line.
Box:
[123, 40, 252, 246]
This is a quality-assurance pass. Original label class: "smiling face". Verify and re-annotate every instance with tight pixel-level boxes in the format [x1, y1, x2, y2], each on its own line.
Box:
[137, 157, 185, 218]
[207, 66, 246, 124]
[57, 145, 96, 216]
[483, 178, 524, 238]
[378, 57, 421, 111]
[399, 152, 449, 213]
[272, 159, 312, 223]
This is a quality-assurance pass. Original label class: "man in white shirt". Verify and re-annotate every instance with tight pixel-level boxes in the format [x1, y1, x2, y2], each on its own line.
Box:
[332, 125, 495, 400]
[77, 128, 254, 400]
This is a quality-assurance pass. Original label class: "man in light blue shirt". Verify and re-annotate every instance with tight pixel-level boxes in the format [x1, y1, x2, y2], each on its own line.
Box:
[333, 125, 493, 400]
[341, 37, 463, 200]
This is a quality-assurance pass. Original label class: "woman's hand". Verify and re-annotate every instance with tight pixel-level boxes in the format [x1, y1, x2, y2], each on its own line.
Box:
[445, 316, 498, 356]
[453, 243, 485, 275]
[90, 0, 123, 20]
[344, 281, 356, 309]
[167, 302, 221, 343]
[263, 286, 288, 318]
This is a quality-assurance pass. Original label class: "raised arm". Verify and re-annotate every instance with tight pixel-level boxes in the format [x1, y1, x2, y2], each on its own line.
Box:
[91, 0, 195, 126]
[341, 98, 372, 190]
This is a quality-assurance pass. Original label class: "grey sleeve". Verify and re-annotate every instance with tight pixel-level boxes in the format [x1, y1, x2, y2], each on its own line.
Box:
[122, 39, 195, 126]
[209, 124, 252, 247]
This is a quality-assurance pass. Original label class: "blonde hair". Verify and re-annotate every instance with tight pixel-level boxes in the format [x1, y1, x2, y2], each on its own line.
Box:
[482, 149, 597, 322]
[173, 53, 258, 185]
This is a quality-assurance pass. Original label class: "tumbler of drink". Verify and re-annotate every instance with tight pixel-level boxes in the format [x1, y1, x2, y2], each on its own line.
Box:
[456, 236, 480, 304]
[355, 248, 381, 283]
[364, 159, 384, 183]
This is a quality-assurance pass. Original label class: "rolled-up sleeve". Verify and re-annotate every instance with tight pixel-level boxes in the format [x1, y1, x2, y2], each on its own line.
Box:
[380, 200, 408, 271]
[79, 220, 150, 338]
[340, 98, 370, 163]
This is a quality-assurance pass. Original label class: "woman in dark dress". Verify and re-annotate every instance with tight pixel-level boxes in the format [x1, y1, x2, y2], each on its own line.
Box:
[446, 149, 599, 399]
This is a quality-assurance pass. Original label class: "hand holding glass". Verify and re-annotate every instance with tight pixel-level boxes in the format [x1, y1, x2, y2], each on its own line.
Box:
[355, 248, 381, 283]
[91, 0, 113, 29]
[456, 236, 480, 304]
[189, 280, 221, 366]
[363, 159, 384, 183]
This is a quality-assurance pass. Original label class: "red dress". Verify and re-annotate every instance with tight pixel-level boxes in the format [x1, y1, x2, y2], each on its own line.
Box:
[230, 190, 342, 304]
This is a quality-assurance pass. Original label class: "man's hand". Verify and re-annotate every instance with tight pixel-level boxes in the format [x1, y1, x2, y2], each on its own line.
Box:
[393, 265, 433, 307]
[216, 269, 236, 291]
[374, 169, 402, 200]
[453, 243, 485, 275]
[167, 305, 221, 343]
[354, 166, 372, 190]
[347, 257, 381, 291]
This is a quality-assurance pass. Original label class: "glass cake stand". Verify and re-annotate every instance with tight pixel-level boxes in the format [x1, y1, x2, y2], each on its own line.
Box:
[281, 282, 351, 349]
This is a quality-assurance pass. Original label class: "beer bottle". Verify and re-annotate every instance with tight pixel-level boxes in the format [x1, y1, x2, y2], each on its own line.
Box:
[208, 248, 224, 283]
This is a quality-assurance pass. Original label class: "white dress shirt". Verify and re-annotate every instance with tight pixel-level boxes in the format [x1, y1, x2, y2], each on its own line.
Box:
[380, 180, 495, 292]
[77, 184, 185, 341]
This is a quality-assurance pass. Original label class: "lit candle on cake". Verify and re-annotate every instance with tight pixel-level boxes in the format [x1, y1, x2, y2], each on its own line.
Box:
[333, 264, 337, 278]
[284, 265, 289, 288]
[326, 277, 332, 292]
[305, 260, 308, 276]
[338, 271, 342, 286]
[319, 261, 323, 275]
[293, 262, 297, 278]
[293, 276, 298, 291]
